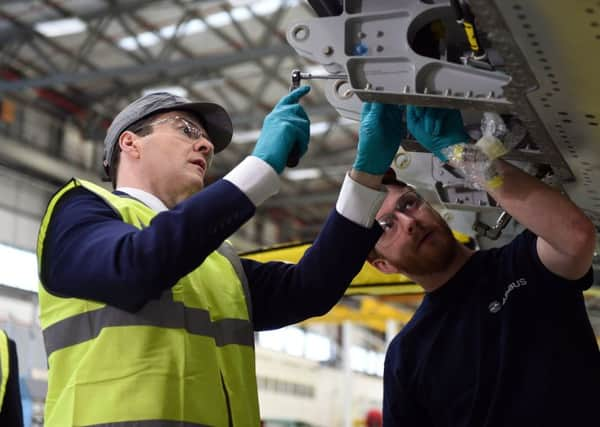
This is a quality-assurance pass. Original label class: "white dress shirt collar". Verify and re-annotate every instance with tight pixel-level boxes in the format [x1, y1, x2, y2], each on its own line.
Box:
[116, 187, 169, 213]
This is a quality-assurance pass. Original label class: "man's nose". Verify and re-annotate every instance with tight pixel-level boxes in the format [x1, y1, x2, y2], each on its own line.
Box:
[193, 137, 214, 154]
[395, 211, 418, 235]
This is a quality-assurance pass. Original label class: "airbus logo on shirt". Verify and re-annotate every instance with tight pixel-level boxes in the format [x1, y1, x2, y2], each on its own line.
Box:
[488, 277, 528, 313]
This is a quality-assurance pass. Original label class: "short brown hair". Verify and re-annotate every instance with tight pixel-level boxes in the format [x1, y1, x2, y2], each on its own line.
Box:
[382, 167, 408, 189]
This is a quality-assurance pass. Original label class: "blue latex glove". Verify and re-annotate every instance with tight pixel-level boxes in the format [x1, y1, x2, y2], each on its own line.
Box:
[252, 86, 311, 174]
[406, 106, 470, 161]
[353, 102, 405, 175]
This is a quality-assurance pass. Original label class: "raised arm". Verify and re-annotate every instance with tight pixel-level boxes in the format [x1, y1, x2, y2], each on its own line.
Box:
[485, 160, 595, 279]
[248, 102, 405, 329]
[407, 105, 596, 280]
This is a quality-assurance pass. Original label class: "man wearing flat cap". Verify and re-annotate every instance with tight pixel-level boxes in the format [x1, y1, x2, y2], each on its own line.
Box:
[37, 86, 405, 426]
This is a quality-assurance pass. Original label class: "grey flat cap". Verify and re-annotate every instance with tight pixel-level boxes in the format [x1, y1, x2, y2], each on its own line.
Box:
[103, 92, 233, 176]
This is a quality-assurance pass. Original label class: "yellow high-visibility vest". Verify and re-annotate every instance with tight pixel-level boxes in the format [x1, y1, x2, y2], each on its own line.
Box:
[37, 178, 259, 426]
[0, 330, 9, 412]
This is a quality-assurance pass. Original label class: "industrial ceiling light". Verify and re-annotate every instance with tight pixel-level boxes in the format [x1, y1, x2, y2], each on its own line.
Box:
[35, 17, 87, 37]
[283, 168, 323, 181]
[118, 0, 299, 51]
[142, 86, 189, 98]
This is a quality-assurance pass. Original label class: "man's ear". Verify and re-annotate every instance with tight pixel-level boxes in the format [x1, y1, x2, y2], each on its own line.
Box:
[370, 257, 401, 275]
[118, 130, 142, 160]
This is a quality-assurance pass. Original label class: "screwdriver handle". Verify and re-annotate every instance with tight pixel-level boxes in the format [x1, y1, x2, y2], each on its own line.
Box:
[286, 69, 304, 167]
[286, 144, 301, 167]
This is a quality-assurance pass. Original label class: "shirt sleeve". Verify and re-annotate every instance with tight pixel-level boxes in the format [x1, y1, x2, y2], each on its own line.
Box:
[41, 180, 256, 312]
[511, 230, 594, 291]
[243, 209, 383, 330]
[223, 156, 279, 206]
[336, 172, 387, 228]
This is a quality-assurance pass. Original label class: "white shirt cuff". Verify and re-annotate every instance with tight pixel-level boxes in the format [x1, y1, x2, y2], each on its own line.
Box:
[223, 156, 280, 206]
[336, 172, 387, 228]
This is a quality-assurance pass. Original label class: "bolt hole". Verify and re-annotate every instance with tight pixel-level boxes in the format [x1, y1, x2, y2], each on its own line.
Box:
[334, 80, 353, 100]
[292, 25, 310, 41]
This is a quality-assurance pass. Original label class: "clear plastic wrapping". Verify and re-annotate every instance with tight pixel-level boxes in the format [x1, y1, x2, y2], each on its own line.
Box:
[441, 143, 504, 189]
[438, 112, 523, 189]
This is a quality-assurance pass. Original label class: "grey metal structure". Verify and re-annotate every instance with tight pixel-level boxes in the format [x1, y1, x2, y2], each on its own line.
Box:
[287, 0, 600, 242]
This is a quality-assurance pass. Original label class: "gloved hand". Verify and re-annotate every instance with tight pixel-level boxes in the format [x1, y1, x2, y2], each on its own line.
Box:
[352, 102, 405, 175]
[406, 106, 470, 162]
[252, 86, 311, 174]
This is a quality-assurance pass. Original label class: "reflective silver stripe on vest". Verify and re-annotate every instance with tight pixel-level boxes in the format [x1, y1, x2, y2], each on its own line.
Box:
[87, 421, 210, 427]
[217, 243, 253, 324]
[43, 291, 253, 356]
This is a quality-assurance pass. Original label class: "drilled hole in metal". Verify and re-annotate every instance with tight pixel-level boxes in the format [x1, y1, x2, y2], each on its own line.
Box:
[291, 25, 309, 41]
[548, 73, 555, 78]
[592, 21, 599, 27]
[527, 33, 536, 38]
[589, 122, 599, 126]
[531, 41, 540, 46]
[555, 123, 562, 128]
[585, 114, 596, 118]
[544, 104, 551, 108]
[551, 80, 559, 85]
[546, 92, 554, 97]
[523, 24, 532, 29]
[541, 97, 547, 102]
[539, 58, 547, 62]
[553, 87, 561, 92]
[563, 119, 572, 123]
[585, 8, 595, 14]
[535, 49, 543, 54]
[517, 13, 527, 20]
[558, 111, 569, 115]
[513, 4, 523, 10]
